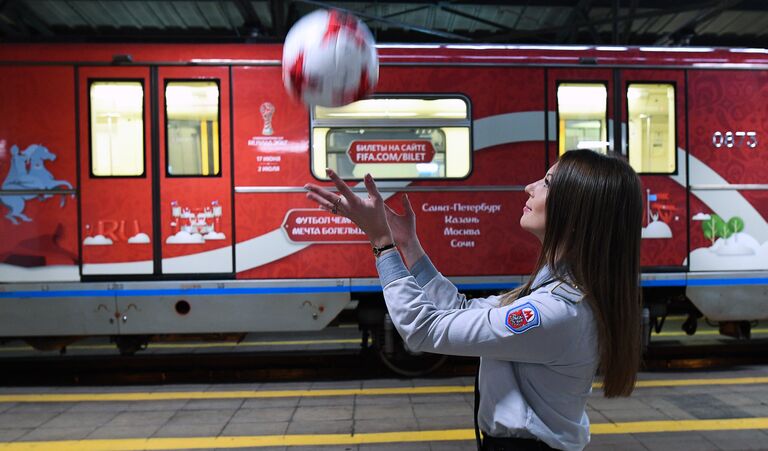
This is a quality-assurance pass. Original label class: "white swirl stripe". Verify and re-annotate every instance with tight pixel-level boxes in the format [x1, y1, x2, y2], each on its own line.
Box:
[229, 113, 766, 272]
[235, 112, 546, 272]
[684, 149, 768, 243]
[472, 111, 546, 150]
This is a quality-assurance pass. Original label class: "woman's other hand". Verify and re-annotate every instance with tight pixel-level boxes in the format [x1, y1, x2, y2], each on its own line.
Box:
[304, 169, 394, 248]
[385, 194, 425, 267]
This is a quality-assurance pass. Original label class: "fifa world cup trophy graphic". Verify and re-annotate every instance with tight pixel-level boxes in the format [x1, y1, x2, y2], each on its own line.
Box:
[260, 102, 275, 136]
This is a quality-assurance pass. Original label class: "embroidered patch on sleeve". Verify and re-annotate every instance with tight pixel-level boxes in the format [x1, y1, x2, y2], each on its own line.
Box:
[504, 302, 541, 334]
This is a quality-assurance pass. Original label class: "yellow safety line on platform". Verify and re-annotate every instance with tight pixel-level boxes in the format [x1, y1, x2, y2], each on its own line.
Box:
[0, 338, 361, 352]
[590, 417, 768, 433]
[633, 376, 768, 388]
[0, 430, 470, 450]
[3, 418, 768, 450]
[3, 377, 768, 403]
[0, 386, 472, 403]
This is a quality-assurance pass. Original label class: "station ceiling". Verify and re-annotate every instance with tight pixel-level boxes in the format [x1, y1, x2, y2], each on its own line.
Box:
[1, 0, 767, 47]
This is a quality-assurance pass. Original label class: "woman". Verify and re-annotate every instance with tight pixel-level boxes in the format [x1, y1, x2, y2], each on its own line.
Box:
[304, 149, 643, 451]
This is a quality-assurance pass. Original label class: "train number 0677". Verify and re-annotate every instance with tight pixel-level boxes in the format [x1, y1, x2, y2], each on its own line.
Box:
[712, 131, 758, 148]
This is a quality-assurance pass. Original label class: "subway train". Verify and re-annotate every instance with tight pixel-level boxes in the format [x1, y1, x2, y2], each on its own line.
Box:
[1, 43, 767, 374]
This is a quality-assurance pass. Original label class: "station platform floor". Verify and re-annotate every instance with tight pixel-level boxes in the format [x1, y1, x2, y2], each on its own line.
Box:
[1, 364, 768, 450]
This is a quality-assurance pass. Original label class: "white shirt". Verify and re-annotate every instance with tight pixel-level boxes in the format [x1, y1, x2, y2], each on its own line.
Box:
[376, 251, 599, 451]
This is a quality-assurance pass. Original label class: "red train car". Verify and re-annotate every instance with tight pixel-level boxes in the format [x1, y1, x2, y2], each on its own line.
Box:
[1, 44, 767, 370]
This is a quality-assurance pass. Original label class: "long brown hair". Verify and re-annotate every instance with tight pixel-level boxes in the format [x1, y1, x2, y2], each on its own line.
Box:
[503, 149, 643, 397]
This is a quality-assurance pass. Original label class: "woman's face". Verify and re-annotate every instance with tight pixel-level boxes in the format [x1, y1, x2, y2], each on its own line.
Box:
[520, 163, 557, 242]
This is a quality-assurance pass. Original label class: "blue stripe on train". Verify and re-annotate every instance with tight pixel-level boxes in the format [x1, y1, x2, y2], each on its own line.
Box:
[685, 277, 768, 286]
[0, 286, 349, 298]
[1, 278, 767, 298]
[641, 278, 768, 287]
[0, 284, 519, 297]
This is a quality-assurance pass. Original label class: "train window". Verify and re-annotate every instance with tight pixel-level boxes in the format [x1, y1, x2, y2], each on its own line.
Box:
[89, 81, 144, 177]
[165, 81, 220, 176]
[311, 97, 471, 180]
[627, 83, 676, 174]
[557, 83, 608, 155]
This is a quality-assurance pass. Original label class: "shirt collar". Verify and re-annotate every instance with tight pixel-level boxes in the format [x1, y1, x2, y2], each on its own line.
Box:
[531, 265, 554, 291]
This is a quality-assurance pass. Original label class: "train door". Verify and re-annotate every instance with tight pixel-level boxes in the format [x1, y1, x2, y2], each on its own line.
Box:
[619, 70, 687, 269]
[79, 66, 233, 276]
[547, 68, 687, 268]
[79, 67, 154, 275]
[157, 67, 232, 275]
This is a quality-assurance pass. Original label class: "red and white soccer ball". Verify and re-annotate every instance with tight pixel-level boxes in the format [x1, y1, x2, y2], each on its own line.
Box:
[282, 9, 379, 108]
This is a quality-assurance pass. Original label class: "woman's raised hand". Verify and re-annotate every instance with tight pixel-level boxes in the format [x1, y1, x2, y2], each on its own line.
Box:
[385, 194, 425, 267]
[304, 169, 394, 248]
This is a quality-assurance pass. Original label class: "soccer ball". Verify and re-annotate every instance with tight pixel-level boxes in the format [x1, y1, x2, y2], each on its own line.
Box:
[282, 9, 379, 108]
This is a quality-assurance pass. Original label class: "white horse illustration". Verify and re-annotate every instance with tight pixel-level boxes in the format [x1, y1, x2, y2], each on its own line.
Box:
[1, 144, 73, 224]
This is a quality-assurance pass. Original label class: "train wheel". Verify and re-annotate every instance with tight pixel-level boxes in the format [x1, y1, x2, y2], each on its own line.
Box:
[719, 321, 751, 340]
[375, 314, 448, 377]
[113, 335, 149, 356]
[682, 314, 698, 336]
[377, 337, 449, 377]
[24, 337, 80, 353]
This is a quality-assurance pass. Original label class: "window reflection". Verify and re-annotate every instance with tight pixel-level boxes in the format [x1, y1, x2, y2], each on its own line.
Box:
[166, 81, 220, 176]
[312, 97, 471, 180]
[557, 83, 608, 155]
[627, 83, 676, 174]
[90, 81, 144, 177]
